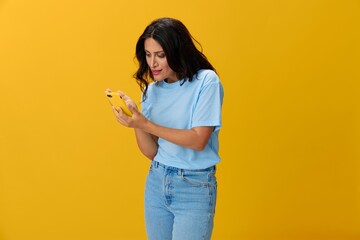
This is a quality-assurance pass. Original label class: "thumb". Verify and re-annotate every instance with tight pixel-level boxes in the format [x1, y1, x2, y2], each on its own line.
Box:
[128, 104, 140, 115]
[117, 90, 131, 101]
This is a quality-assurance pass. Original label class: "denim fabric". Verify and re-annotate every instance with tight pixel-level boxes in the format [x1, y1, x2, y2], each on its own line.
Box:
[145, 161, 217, 240]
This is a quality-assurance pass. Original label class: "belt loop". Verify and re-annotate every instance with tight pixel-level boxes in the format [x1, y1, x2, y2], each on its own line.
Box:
[178, 169, 183, 177]
[153, 161, 159, 168]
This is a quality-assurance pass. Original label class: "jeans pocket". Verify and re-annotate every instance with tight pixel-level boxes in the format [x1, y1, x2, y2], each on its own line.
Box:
[181, 171, 216, 187]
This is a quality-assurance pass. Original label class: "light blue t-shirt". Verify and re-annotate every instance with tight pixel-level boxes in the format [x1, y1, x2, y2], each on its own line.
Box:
[141, 69, 224, 169]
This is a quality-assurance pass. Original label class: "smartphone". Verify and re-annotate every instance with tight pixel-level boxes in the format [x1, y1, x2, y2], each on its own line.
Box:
[105, 92, 132, 116]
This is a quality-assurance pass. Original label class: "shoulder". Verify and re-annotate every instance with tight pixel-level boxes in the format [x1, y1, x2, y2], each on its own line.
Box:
[193, 69, 222, 91]
[195, 69, 221, 85]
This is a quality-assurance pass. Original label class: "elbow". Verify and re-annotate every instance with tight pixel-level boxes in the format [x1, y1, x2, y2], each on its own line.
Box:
[144, 152, 156, 160]
[191, 142, 207, 151]
[137, 141, 158, 160]
[189, 127, 213, 151]
[141, 149, 157, 160]
[142, 152, 156, 160]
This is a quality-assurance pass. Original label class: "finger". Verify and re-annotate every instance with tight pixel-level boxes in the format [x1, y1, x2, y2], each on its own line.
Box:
[116, 116, 128, 125]
[111, 106, 118, 112]
[116, 90, 125, 97]
[113, 106, 129, 120]
[111, 106, 121, 116]
[112, 108, 127, 124]
[116, 90, 132, 101]
[128, 104, 139, 115]
[115, 112, 131, 127]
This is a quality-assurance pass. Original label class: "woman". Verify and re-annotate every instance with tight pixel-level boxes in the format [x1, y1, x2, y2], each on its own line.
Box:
[107, 17, 224, 240]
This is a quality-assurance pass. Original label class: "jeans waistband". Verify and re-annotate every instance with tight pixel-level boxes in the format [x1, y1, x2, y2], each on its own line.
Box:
[152, 161, 216, 172]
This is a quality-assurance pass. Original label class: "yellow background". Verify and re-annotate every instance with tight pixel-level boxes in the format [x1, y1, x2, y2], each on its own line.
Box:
[0, 0, 359, 239]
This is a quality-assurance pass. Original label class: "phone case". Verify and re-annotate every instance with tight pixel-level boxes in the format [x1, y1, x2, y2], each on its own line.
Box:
[106, 92, 132, 116]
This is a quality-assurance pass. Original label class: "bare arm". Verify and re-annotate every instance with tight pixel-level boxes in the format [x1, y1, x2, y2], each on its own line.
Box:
[118, 104, 213, 151]
[108, 90, 212, 154]
[140, 120, 213, 151]
[134, 128, 158, 160]
[109, 103, 159, 160]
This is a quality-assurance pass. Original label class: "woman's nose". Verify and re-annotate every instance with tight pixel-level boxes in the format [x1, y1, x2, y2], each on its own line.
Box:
[151, 57, 158, 68]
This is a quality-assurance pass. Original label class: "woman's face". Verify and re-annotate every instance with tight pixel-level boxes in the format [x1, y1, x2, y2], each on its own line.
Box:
[144, 38, 178, 83]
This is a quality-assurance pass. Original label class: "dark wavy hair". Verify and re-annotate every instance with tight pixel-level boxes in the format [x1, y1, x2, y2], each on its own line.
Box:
[134, 17, 216, 100]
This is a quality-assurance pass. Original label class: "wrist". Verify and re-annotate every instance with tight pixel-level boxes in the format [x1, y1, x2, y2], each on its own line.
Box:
[141, 119, 154, 134]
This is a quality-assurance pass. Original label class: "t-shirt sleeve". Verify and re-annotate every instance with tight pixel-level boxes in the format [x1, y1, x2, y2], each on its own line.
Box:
[191, 72, 224, 132]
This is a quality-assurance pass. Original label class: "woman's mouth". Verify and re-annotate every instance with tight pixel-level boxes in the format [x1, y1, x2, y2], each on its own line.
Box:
[152, 70, 161, 76]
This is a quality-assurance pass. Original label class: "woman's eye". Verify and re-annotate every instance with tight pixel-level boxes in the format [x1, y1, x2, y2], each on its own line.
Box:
[158, 53, 165, 58]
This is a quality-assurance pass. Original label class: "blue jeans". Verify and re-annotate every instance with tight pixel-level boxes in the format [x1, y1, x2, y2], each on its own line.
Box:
[145, 161, 217, 240]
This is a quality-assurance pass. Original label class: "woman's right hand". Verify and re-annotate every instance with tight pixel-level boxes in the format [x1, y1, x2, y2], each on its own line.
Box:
[115, 90, 138, 112]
